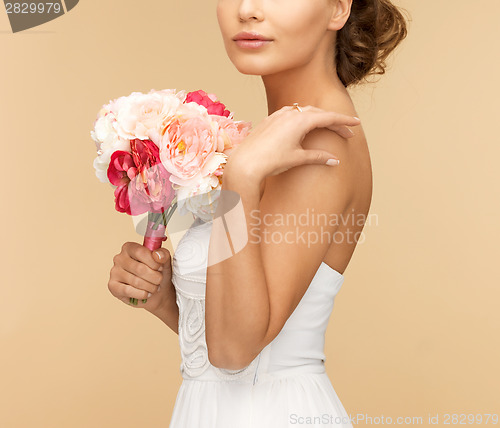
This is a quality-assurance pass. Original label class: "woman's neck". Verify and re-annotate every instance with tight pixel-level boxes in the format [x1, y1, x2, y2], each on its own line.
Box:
[261, 57, 347, 115]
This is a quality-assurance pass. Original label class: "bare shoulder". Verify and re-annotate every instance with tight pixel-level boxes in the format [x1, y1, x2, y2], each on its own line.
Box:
[261, 98, 372, 207]
[292, 99, 372, 206]
[318, 97, 373, 205]
[259, 97, 373, 275]
[314, 97, 372, 272]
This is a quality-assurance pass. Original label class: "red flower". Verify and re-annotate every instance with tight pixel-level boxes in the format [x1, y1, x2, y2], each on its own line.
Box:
[185, 89, 231, 117]
[106, 140, 175, 215]
[107, 150, 137, 187]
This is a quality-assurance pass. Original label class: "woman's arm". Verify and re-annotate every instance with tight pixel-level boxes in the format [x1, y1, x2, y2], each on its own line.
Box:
[205, 126, 353, 370]
[205, 170, 266, 368]
[146, 280, 179, 334]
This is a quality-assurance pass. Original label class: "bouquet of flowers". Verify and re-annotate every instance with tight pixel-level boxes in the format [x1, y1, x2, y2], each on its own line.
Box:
[91, 89, 252, 304]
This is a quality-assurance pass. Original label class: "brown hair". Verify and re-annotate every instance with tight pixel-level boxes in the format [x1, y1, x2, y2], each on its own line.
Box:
[335, 0, 410, 88]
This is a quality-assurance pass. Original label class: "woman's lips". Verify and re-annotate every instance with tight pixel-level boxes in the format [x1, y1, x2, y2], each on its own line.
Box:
[234, 39, 273, 49]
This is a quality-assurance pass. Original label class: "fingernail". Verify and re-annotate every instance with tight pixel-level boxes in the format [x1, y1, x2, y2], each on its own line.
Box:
[348, 128, 355, 135]
[147, 292, 152, 298]
[326, 159, 340, 166]
[353, 116, 360, 121]
[158, 266, 163, 272]
[155, 250, 162, 260]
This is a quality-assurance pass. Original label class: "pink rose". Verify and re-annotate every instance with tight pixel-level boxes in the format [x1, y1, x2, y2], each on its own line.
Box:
[211, 115, 252, 154]
[185, 89, 231, 117]
[160, 115, 219, 187]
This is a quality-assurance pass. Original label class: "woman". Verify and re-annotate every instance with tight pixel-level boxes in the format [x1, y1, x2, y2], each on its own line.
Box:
[108, 0, 408, 426]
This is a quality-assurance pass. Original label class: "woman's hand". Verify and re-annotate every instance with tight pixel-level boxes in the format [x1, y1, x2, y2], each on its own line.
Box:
[226, 105, 361, 180]
[108, 243, 173, 313]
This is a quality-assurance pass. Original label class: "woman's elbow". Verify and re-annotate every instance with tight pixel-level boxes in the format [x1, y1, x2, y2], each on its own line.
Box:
[207, 346, 254, 371]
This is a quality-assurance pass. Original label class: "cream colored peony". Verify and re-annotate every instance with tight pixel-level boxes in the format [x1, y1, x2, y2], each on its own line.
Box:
[113, 90, 182, 145]
[173, 152, 227, 222]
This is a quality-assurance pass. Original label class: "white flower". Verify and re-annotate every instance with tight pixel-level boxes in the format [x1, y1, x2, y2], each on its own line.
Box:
[173, 152, 227, 221]
[113, 90, 182, 145]
[91, 109, 130, 183]
[92, 135, 130, 183]
[91, 111, 115, 148]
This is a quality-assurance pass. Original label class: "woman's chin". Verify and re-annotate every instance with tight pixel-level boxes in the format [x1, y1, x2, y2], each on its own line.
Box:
[231, 61, 274, 77]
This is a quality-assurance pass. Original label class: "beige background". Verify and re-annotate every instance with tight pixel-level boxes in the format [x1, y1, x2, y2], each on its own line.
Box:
[1, 0, 499, 427]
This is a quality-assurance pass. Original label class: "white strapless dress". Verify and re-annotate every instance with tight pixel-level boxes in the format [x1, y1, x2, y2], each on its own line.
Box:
[169, 216, 353, 428]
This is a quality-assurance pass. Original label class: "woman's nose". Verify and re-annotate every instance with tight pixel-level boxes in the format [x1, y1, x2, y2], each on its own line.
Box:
[238, 0, 264, 22]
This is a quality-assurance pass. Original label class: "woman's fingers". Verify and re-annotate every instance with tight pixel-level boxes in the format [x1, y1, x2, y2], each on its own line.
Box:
[284, 106, 360, 138]
[272, 148, 339, 174]
[299, 105, 360, 124]
[301, 150, 340, 167]
[228, 105, 360, 179]
[301, 110, 360, 136]
[121, 297, 139, 307]
[123, 257, 164, 287]
[261, 106, 360, 142]
[109, 278, 152, 301]
[120, 296, 147, 307]
[108, 242, 173, 310]
[330, 125, 356, 139]
[115, 264, 161, 295]
[123, 241, 165, 272]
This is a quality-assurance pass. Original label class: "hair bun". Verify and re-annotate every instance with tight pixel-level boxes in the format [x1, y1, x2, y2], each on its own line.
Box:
[336, 0, 410, 87]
